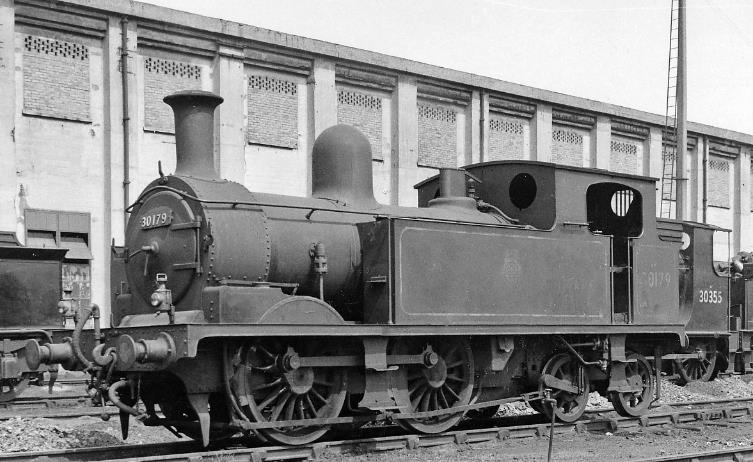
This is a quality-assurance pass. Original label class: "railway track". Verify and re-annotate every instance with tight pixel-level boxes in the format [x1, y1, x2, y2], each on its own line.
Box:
[3, 398, 753, 461]
[637, 447, 753, 461]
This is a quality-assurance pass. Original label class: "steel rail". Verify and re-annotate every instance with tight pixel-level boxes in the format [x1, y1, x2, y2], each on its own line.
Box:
[634, 446, 753, 462]
[4, 401, 753, 462]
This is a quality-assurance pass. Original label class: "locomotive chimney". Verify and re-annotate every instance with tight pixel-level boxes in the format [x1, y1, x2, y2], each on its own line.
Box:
[163, 90, 224, 180]
[311, 125, 377, 208]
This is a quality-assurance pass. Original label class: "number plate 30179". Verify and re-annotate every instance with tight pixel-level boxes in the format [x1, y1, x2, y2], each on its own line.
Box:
[140, 207, 173, 229]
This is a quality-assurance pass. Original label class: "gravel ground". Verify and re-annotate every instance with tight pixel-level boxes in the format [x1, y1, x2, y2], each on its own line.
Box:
[3, 375, 753, 456]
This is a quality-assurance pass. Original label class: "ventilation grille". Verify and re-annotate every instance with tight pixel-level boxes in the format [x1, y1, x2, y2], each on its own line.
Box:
[145, 57, 201, 79]
[709, 159, 729, 172]
[611, 140, 638, 156]
[662, 147, 677, 162]
[419, 104, 456, 123]
[24, 35, 88, 60]
[490, 119, 524, 134]
[338, 90, 381, 110]
[552, 129, 583, 145]
[249, 75, 297, 95]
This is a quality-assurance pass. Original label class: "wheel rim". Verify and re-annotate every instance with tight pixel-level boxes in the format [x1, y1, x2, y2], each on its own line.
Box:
[538, 353, 590, 423]
[610, 352, 653, 417]
[231, 340, 347, 445]
[393, 337, 474, 434]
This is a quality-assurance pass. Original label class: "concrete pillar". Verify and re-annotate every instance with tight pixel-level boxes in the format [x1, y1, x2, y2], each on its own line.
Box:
[308, 59, 336, 138]
[213, 45, 246, 183]
[467, 90, 481, 165]
[646, 127, 665, 216]
[479, 92, 489, 164]
[104, 17, 137, 246]
[735, 147, 752, 252]
[591, 116, 611, 170]
[690, 137, 706, 223]
[307, 58, 336, 195]
[531, 104, 552, 162]
[101, 17, 137, 320]
[391, 75, 418, 206]
[0, 0, 17, 235]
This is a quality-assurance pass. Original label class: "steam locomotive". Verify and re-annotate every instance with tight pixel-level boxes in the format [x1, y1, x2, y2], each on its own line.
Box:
[25, 90, 753, 446]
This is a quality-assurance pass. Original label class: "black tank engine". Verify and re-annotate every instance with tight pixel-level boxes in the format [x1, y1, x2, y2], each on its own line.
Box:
[25, 90, 751, 446]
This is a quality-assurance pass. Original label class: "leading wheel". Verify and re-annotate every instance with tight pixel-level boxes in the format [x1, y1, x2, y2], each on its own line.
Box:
[537, 353, 590, 423]
[230, 339, 347, 445]
[609, 352, 653, 417]
[392, 337, 474, 434]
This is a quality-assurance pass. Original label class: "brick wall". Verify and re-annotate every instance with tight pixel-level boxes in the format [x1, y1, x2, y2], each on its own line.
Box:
[551, 125, 586, 167]
[247, 74, 298, 149]
[337, 89, 382, 160]
[488, 113, 527, 161]
[417, 102, 457, 168]
[143, 56, 202, 133]
[22, 35, 90, 122]
[708, 156, 730, 208]
[610, 136, 640, 174]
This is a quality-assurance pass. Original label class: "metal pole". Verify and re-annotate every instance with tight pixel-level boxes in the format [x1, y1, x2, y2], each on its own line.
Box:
[121, 18, 131, 230]
[676, 0, 688, 221]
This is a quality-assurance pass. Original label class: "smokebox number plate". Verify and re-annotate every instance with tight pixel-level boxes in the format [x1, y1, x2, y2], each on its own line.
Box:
[140, 207, 173, 230]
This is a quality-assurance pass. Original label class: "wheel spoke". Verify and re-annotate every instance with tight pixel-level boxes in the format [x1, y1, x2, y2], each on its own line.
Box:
[269, 392, 292, 421]
[410, 383, 428, 398]
[250, 377, 282, 392]
[431, 390, 440, 411]
[284, 394, 296, 421]
[256, 344, 276, 359]
[296, 398, 306, 420]
[313, 378, 333, 388]
[438, 388, 450, 408]
[310, 387, 327, 405]
[443, 383, 460, 401]
[445, 373, 465, 383]
[258, 385, 287, 411]
[304, 394, 317, 416]
[411, 385, 429, 408]
[419, 389, 431, 412]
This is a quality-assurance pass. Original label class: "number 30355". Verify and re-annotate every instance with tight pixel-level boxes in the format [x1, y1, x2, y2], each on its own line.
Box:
[698, 289, 723, 304]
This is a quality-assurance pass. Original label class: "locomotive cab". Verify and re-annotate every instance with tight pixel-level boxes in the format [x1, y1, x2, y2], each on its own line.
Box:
[417, 161, 681, 328]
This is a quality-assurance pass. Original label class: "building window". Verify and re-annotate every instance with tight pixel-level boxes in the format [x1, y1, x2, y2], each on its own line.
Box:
[247, 74, 299, 149]
[337, 89, 383, 160]
[22, 35, 91, 122]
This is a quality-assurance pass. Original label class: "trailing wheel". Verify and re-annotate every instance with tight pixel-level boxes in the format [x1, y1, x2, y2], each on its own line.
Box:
[229, 339, 347, 445]
[392, 337, 474, 434]
[675, 342, 718, 385]
[537, 353, 590, 423]
[609, 352, 654, 417]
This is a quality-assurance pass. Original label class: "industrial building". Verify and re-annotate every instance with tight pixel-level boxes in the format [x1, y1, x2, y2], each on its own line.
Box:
[1, 0, 750, 321]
